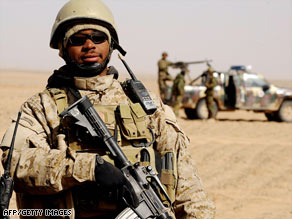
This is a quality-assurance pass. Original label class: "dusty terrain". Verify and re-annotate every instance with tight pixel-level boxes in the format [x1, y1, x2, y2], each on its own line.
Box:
[0, 71, 291, 219]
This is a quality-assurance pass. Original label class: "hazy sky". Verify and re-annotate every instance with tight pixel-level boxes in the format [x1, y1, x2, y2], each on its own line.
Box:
[0, 0, 291, 80]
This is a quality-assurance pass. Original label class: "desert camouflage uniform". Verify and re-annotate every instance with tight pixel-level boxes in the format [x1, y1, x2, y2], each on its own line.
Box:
[172, 72, 185, 116]
[204, 73, 217, 119]
[1, 66, 215, 218]
[158, 59, 173, 102]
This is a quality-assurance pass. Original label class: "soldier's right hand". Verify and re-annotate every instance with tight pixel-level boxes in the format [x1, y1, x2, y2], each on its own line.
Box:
[94, 155, 139, 208]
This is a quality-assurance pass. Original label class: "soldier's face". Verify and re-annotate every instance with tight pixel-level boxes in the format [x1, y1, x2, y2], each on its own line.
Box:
[66, 29, 110, 67]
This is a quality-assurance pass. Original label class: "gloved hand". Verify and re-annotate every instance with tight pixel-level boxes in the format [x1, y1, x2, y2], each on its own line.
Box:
[94, 155, 139, 208]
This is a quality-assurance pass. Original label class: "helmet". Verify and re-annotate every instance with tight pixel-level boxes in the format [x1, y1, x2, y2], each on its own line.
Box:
[50, 0, 118, 49]
[162, 52, 168, 56]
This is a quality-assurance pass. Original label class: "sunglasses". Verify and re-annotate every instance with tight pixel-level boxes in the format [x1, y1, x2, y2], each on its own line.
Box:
[68, 32, 108, 46]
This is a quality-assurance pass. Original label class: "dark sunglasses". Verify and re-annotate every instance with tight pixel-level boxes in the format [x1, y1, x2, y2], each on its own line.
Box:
[68, 32, 108, 46]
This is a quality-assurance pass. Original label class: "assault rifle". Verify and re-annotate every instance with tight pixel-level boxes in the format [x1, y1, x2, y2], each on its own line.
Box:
[0, 110, 22, 219]
[59, 96, 172, 219]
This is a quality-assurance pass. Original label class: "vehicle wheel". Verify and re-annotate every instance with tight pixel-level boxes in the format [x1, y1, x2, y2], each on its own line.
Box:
[277, 100, 292, 122]
[184, 108, 197, 119]
[195, 99, 218, 119]
[264, 112, 279, 121]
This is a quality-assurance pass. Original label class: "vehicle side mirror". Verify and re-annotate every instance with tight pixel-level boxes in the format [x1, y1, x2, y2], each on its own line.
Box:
[262, 84, 270, 92]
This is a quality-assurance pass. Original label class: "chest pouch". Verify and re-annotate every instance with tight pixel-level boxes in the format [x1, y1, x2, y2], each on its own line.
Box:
[92, 104, 157, 174]
[117, 103, 154, 147]
[93, 104, 122, 144]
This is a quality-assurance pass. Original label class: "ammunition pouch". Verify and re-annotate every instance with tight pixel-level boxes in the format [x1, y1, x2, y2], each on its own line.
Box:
[159, 151, 177, 204]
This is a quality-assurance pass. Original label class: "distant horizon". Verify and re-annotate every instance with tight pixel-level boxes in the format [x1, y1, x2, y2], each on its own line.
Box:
[1, 0, 291, 80]
[1, 66, 291, 82]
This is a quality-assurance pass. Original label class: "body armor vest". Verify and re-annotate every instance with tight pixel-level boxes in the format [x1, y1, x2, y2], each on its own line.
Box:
[46, 87, 177, 217]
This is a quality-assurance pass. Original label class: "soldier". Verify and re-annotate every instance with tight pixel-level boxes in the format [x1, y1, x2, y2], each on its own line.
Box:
[172, 70, 186, 117]
[157, 52, 174, 103]
[204, 67, 217, 119]
[0, 0, 215, 218]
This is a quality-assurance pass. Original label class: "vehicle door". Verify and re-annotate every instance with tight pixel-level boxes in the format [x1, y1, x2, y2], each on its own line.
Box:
[232, 73, 246, 109]
[241, 73, 273, 110]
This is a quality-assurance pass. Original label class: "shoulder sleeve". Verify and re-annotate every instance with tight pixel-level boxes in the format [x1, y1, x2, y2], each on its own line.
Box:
[149, 95, 216, 218]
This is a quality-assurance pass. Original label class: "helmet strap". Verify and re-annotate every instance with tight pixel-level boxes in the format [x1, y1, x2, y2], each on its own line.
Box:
[111, 37, 127, 56]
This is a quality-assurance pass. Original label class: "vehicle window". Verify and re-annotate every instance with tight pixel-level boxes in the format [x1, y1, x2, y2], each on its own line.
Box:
[243, 74, 268, 87]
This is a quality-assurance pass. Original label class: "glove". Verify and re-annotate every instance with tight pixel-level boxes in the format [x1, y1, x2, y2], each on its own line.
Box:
[94, 155, 139, 208]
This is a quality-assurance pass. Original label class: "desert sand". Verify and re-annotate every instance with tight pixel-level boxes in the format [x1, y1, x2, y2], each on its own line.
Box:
[0, 70, 291, 219]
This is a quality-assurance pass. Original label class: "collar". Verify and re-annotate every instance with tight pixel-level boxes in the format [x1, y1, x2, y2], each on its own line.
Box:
[74, 74, 115, 91]
[47, 65, 119, 92]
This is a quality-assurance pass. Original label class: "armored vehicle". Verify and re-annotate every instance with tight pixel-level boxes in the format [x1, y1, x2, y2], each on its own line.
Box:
[182, 66, 292, 122]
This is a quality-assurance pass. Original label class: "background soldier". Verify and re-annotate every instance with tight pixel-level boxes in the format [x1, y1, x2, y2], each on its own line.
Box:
[172, 70, 186, 117]
[0, 0, 215, 218]
[157, 52, 174, 102]
[204, 67, 217, 119]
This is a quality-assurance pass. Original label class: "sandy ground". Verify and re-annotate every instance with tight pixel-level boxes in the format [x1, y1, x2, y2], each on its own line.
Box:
[0, 70, 291, 219]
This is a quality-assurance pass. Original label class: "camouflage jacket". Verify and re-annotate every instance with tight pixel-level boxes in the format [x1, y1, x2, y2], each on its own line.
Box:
[158, 59, 173, 77]
[204, 74, 217, 96]
[172, 73, 185, 96]
[1, 66, 215, 218]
